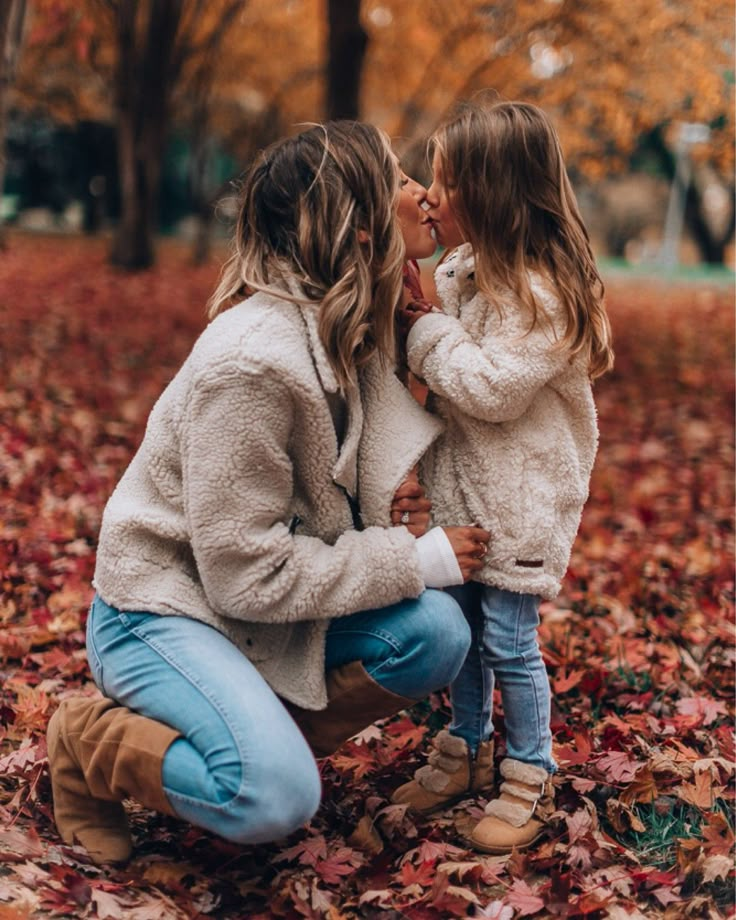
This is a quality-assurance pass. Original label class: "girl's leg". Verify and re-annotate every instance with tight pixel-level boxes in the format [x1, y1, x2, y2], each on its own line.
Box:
[324, 588, 471, 700]
[389, 584, 494, 813]
[444, 583, 495, 754]
[86, 595, 322, 844]
[479, 587, 555, 773]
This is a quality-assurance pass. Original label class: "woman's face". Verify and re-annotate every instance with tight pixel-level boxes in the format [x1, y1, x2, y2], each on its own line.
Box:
[397, 171, 437, 260]
[426, 150, 466, 249]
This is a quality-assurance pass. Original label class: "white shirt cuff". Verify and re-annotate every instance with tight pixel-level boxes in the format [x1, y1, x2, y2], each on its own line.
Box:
[415, 527, 464, 588]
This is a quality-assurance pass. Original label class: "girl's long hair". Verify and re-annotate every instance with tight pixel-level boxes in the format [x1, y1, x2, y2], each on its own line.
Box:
[208, 121, 405, 390]
[431, 100, 613, 379]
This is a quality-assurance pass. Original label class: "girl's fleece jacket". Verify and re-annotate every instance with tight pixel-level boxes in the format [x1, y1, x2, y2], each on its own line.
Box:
[93, 289, 442, 710]
[406, 243, 599, 600]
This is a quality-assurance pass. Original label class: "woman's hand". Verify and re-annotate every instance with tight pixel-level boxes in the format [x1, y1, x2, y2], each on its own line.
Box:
[442, 526, 492, 582]
[391, 473, 432, 537]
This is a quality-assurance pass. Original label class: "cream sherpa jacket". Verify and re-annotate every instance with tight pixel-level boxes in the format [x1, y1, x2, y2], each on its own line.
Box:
[93, 290, 442, 709]
[406, 244, 598, 599]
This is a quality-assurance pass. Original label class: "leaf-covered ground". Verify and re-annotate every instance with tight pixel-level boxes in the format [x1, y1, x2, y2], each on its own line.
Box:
[0, 234, 733, 919]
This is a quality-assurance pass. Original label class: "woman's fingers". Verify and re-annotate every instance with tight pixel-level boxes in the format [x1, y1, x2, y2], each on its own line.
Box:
[392, 482, 424, 500]
[391, 496, 432, 512]
[390, 508, 431, 528]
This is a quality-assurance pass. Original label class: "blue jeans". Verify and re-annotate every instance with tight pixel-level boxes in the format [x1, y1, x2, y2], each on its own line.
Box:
[86, 589, 469, 844]
[446, 583, 556, 773]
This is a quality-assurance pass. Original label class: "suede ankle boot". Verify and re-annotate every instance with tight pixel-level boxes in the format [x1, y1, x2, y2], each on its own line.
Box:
[47, 697, 180, 864]
[391, 730, 494, 814]
[467, 757, 555, 854]
[285, 660, 415, 758]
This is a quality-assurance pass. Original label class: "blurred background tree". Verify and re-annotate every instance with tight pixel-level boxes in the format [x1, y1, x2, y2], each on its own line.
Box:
[4, 0, 734, 269]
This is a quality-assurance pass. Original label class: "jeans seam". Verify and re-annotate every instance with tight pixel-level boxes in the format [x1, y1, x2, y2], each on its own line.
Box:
[326, 627, 403, 655]
[512, 594, 548, 768]
[105, 613, 251, 814]
[475, 608, 491, 750]
[86, 604, 105, 693]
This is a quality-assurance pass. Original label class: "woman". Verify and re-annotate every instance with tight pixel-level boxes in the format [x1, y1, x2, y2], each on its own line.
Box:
[46, 122, 490, 865]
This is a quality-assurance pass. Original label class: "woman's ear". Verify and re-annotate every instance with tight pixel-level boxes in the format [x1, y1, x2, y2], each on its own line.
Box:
[357, 229, 370, 244]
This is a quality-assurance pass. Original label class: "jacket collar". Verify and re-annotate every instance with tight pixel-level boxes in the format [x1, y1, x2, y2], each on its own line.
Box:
[265, 275, 363, 496]
[298, 300, 362, 497]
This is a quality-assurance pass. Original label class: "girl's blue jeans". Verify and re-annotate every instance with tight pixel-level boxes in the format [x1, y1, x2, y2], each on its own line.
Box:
[86, 589, 470, 844]
[446, 582, 556, 773]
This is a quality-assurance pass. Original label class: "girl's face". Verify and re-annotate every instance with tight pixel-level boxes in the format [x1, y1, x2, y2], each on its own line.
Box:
[397, 170, 437, 260]
[426, 150, 466, 249]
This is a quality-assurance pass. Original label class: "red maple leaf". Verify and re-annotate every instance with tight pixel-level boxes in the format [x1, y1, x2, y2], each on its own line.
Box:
[400, 859, 436, 888]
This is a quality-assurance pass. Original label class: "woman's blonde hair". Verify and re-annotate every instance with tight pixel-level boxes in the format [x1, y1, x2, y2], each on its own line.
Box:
[431, 99, 613, 379]
[208, 121, 405, 390]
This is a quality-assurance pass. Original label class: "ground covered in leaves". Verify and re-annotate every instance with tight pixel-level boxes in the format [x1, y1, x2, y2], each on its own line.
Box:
[0, 234, 733, 919]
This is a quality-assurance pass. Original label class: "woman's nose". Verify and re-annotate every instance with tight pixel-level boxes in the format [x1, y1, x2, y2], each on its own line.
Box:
[425, 183, 440, 207]
[409, 178, 428, 203]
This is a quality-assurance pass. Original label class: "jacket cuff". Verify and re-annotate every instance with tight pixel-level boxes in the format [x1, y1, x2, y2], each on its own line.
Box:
[415, 527, 464, 588]
[406, 312, 457, 374]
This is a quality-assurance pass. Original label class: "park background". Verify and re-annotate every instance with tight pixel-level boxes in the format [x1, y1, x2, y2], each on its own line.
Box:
[0, 2, 734, 918]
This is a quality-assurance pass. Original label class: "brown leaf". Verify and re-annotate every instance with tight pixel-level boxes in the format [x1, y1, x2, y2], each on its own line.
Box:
[606, 798, 646, 833]
[346, 815, 383, 856]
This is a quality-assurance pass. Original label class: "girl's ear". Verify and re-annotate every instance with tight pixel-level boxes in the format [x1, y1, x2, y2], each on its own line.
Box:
[357, 229, 370, 244]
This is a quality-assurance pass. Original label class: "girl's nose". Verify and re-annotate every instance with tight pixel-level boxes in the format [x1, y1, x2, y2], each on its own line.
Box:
[425, 182, 440, 207]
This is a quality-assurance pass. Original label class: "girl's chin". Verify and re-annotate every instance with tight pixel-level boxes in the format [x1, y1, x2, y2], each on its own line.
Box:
[407, 244, 438, 260]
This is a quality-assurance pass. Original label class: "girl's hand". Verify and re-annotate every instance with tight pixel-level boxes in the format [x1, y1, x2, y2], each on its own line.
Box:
[391, 475, 432, 537]
[442, 526, 491, 582]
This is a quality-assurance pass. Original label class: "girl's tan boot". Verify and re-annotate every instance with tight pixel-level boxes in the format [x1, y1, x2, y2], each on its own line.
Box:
[391, 730, 494, 814]
[466, 757, 555, 854]
[47, 697, 180, 864]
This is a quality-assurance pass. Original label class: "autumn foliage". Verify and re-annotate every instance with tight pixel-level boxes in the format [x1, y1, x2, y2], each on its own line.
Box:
[0, 234, 734, 918]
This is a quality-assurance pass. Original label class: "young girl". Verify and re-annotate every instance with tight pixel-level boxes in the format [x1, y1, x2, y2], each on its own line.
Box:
[392, 100, 613, 854]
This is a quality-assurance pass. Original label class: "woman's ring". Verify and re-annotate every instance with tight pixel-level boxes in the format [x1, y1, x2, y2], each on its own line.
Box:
[401, 511, 411, 525]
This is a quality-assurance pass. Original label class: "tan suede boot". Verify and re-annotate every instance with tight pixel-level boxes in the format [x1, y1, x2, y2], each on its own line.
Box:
[285, 660, 415, 758]
[47, 697, 180, 864]
[467, 758, 555, 854]
[391, 730, 494, 814]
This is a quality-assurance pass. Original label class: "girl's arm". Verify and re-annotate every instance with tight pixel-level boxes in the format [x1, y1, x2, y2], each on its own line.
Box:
[405, 296, 571, 423]
[181, 367, 426, 625]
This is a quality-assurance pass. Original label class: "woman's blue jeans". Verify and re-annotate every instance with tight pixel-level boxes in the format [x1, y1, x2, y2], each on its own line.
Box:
[86, 589, 470, 844]
[446, 582, 556, 773]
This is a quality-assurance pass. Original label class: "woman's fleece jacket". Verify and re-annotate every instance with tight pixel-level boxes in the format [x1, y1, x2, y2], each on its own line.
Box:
[93, 290, 442, 710]
[406, 243, 598, 600]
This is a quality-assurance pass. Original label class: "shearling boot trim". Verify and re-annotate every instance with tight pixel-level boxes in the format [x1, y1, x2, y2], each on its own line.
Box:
[498, 780, 541, 803]
[414, 763, 454, 794]
[484, 797, 532, 828]
[428, 749, 464, 774]
[499, 758, 548, 785]
[434, 730, 469, 758]
[414, 731, 470, 792]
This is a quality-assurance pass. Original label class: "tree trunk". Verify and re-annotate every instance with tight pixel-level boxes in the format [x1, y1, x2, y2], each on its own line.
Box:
[110, 109, 164, 268]
[684, 178, 735, 265]
[190, 115, 212, 265]
[0, 0, 27, 246]
[649, 127, 734, 266]
[110, 0, 184, 270]
[326, 0, 367, 120]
